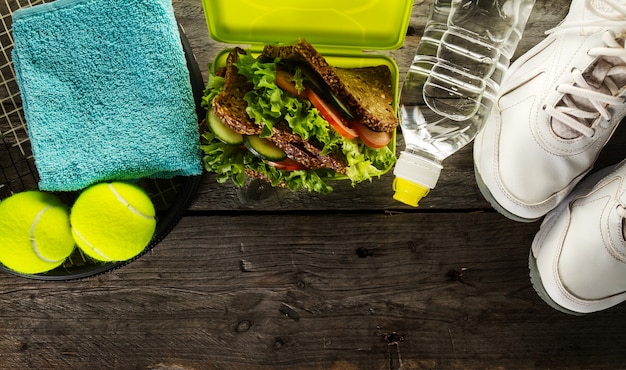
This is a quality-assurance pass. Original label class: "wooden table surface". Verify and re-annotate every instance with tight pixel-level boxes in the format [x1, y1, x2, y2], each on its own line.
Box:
[3, 0, 626, 369]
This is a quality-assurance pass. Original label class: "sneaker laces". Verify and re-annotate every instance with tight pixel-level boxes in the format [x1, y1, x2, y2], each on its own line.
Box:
[543, 0, 626, 139]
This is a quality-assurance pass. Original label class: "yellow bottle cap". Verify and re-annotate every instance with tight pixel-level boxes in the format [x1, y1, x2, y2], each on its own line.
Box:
[393, 177, 430, 207]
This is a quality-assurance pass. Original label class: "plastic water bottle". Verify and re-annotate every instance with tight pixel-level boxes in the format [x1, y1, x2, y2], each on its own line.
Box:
[393, 0, 535, 207]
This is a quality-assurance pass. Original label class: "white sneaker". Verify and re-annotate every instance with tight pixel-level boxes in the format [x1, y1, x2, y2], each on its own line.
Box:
[474, 0, 626, 222]
[530, 159, 626, 314]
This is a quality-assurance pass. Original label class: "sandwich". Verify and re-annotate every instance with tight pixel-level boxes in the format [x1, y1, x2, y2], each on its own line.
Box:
[200, 38, 398, 193]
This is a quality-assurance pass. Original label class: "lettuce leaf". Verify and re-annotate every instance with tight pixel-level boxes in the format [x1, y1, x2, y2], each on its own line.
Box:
[201, 73, 224, 110]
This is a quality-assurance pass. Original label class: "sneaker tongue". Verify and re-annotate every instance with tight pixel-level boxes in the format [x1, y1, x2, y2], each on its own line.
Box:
[584, 58, 613, 88]
[550, 82, 610, 140]
[551, 121, 581, 140]
[551, 57, 626, 140]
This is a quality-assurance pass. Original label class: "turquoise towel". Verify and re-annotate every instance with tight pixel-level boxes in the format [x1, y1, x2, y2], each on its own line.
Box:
[12, 0, 202, 191]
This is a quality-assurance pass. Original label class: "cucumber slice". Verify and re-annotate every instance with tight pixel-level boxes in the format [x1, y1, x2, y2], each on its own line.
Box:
[207, 109, 244, 145]
[324, 90, 355, 120]
[244, 135, 287, 162]
[301, 68, 355, 120]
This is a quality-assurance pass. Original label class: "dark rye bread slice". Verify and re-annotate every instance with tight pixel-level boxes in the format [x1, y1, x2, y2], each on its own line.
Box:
[334, 66, 395, 131]
[262, 38, 397, 132]
[212, 48, 262, 135]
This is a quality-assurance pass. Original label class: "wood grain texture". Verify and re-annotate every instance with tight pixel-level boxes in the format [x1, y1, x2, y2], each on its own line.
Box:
[1, 214, 625, 369]
[2, 0, 626, 369]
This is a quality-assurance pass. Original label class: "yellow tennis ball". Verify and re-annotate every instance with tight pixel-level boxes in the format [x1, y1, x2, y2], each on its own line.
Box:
[70, 182, 156, 262]
[0, 191, 75, 274]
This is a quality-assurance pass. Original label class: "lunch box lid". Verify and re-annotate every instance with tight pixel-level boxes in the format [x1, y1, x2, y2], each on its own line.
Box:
[201, 0, 414, 52]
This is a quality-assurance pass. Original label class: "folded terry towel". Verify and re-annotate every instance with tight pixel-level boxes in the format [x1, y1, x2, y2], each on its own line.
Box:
[12, 0, 202, 191]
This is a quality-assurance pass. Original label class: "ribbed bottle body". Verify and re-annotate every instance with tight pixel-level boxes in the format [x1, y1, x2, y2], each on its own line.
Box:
[393, 0, 535, 206]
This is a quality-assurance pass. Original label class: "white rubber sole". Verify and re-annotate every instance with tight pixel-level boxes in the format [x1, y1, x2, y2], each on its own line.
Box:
[528, 250, 584, 316]
[474, 165, 541, 223]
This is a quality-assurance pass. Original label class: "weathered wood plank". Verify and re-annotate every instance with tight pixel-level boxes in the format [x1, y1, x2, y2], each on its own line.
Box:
[0, 214, 624, 369]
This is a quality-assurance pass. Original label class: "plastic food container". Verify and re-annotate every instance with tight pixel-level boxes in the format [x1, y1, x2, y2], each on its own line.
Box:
[201, 0, 414, 176]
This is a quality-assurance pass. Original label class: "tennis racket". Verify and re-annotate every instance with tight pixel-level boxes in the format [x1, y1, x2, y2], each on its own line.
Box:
[0, 0, 204, 280]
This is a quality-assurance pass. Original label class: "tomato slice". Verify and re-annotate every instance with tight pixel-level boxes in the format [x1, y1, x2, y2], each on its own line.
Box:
[352, 121, 393, 149]
[266, 158, 308, 171]
[275, 70, 307, 98]
[306, 89, 358, 140]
